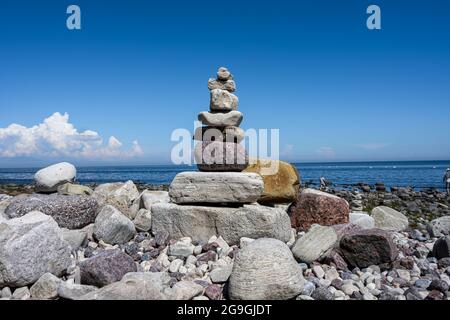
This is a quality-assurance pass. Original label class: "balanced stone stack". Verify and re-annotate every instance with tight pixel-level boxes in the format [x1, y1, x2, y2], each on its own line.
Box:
[194, 67, 248, 172]
[152, 67, 292, 245]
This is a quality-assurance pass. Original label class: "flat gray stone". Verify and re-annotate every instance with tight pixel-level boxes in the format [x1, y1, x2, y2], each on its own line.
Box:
[93, 205, 136, 245]
[291, 224, 338, 263]
[30, 273, 61, 299]
[371, 206, 409, 231]
[210, 89, 238, 112]
[198, 111, 243, 127]
[169, 172, 263, 204]
[194, 126, 245, 143]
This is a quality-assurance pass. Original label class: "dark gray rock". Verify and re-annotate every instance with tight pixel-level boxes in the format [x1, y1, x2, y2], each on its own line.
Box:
[432, 236, 450, 259]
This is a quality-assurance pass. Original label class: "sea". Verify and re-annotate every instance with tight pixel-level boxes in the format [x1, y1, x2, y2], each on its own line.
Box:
[1, 160, 449, 191]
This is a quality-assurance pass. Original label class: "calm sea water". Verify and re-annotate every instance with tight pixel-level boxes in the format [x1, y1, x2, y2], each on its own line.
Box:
[0, 161, 449, 191]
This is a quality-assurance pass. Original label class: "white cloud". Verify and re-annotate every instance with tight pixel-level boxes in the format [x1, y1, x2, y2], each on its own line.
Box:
[0, 112, 144, 159]
[316, 146, 336, 159]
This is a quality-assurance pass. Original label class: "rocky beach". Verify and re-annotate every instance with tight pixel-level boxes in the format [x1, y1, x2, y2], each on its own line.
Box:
[1, 68, 450, 301]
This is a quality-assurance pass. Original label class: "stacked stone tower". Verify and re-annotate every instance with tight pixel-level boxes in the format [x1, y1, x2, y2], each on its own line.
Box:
[151, 67, 292, 246]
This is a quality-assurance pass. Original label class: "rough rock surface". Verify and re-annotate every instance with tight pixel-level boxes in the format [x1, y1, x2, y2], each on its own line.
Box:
[194, 126, 245, 143]
[169, 172, 263, 204]
[210, 89, 238, 112]
[195, 141, 248, 172]
[93, 205, 136, 245]
[139, 190, 169, 210]
[29, 273, 61, 299]
[288, 188, 350, 231]
[198, 111, 243, 127]
[292, 224, 338, 263]
[432, 236, 450, 259]
[5, 193, 99, 229]
[427, 216, 450, 237]
[349, 212, 375, 229]
[151, 203, 291, 245]
[229, 238, 305, 300]
[34, 162, 76, 193]
[371, 206, 409, 231]
[57, 183, 93, 196]
[0, 211, 72, 287]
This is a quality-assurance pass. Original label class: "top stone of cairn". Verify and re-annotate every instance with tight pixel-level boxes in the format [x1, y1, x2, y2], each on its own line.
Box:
[208, 67, 236, 92]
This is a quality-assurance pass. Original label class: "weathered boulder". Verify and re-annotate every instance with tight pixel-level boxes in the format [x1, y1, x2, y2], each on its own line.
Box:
[371, 206, 409, 231]
[78, 272, 173, 300]
[92, 181, 140, 219]
[139, 190, 169, 210]
[5, 193, 99, 229]
[349, 212, 375, 229]
[432, 236, 450, 259]
[243, 159, 300, 204]
[30, 273, 61, 300]
[0, 211, 72, 287]
[151, 203, 291, 245]
[287, 189, 349, 231]
[198, 111, 243, 127]
[169, 172, 263, 204]
[210, 89, 238, 112]
[57, 183, 93, 196]
[229, 238, 305, 300]
[93, 205, 136, 245]
[34, 162, 76, 193]
[79, 249, 137, 287]
[133, 209, 152, 232]
[58, 281, 98, 300]
[291, 224, 338, 263]
[194, 126, 245, 143]
[427, 216, 450, 238]
[195, 141, 248, 172]
[339, 228, 398, 268]
[61, 228, 87, 250]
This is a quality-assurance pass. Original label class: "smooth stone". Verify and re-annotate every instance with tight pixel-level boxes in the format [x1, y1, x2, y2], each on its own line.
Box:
[57, 183, 93, 196]
[195, 141, 248, 172]
[139, 190, 169, 210]
[208, 78, 236, 92]
[168, 238, 195, 258]
[92, 181, 140, 219]
[12, 287, 31, 300]
[0, 211, 71, 287]
[292, 224, 338, 263]
[194, 126, 244, 143]
[371, 206, 409, 232]
[288, 188, 350, 231]
[169, 172, 263, 204]
[151, 203, 291, 245]
[198, 111, 243, 127]
[93, 205, 136, 245]
[5, 193, 99, 229]
[79, 249, 137, 287]
[340, 228, 398, 268]
[78, 272, 173, 300]
[171, 281, 204, 300]
[210, 89, 238, 112]
[30, 273, 61, 299]
[34, 162, 76, 193]
[57, 281, 98, 300]
[243, 159, 300, 204]
[210, 264, 233, 283]
[133, 208, 152, 232]
[349, 212, 375, 229]
[229, 238, 305, 300]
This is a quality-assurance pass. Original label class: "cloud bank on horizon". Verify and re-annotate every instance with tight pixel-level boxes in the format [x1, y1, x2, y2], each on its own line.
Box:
[0, 112, 144, 160]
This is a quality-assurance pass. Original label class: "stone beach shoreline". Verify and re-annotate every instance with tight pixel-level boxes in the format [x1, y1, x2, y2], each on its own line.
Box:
[1, 68, 450, 301]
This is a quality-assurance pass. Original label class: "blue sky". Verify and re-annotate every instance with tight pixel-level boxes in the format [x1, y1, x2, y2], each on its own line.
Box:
[0, 0, 449, 167]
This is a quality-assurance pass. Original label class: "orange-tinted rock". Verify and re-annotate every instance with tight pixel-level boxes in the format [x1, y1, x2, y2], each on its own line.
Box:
[287, 188, 349, 231]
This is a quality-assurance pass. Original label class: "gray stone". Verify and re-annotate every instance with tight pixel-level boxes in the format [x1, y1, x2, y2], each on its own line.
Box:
[198, 111, 243, 127]
[194, 126, 245, 143]
[79, 249, 137, 287]
[210, 264, 233, 283]
[12, 287, 30, 300]
[5, 193, 99, 229]
[210, 89, 238, 112]
[93, 181, 140, 219]
[152, 203, 291, 246]
[349, 212, 375, 229]
[1, 287, 12, 298]
[169, 172, 263, 204]
[168, 237, 195, 258]
[139, 190, 169, 210]
[61, 228, 87, 250]
[34, 162, 76, 193]
[291, 224, 338, 263]
[57, 183, 93, 196]
[217, 67, 232, 81]
[432, 236, 450, 259]
[57, 281, 98, 300]
[93, 205, 136, 245]
[30, 273, 61, 299]
[171, 281, 204, 300]
[371, 206, 409, 231]
[208, 78, 236, 92]
[78, 272, 173, 300]
[427, 216, 450, 237]
[0, 211, 72, 287]
[133, 208, 152, 232]
[195, 141, 248, 172]
[229, 238, 305, 300]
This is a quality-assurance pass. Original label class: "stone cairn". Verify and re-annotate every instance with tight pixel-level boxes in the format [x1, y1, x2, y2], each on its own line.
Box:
[151, 67, 293, 245]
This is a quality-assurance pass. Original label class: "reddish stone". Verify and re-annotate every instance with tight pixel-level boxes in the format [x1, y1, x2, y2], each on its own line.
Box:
[205, 284, 223, 300]
[321, 249, 349, 271]
[287, 188, 349, 231]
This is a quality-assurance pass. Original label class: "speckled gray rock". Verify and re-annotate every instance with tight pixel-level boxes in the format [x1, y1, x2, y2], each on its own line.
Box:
[427, 216, 450, 237]
[133, 209, 152, 232]
[229, 238, 305, 300]
[210, 89, 238, 112]
[371, 206, 409, 231]
[169, 172, 263, 204]
[34, 162, 76, 193]
[61, 228, 87, 250]
[30, 273, 61, 299]
[79, 249, 137, 287]
[5, 193, 99, 229]
[198, 111, 243, 127]
[78, 272, 173, 300]
[151, 203, 291, 245]
[291, 224, 338, 263]
[93, 205, 136, 245]
[0, 211, 72, 287]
